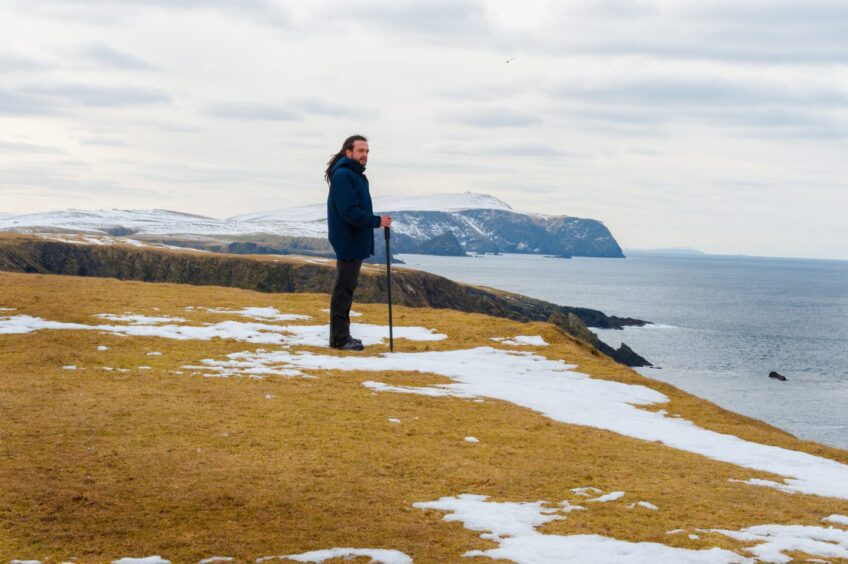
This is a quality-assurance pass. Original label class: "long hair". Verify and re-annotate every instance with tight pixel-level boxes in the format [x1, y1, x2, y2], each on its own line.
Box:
[325, 134, 367, 185]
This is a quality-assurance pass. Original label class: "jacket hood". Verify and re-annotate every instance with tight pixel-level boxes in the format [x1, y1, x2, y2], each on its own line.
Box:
[332, 156, 366, 174]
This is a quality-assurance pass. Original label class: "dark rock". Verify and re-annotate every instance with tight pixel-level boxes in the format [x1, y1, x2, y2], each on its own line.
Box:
[611, 343, 652, 368]
[769, 371, 787, 381]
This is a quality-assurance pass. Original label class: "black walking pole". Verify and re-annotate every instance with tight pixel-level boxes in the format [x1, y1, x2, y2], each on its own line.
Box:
[384, 226, 394, 352]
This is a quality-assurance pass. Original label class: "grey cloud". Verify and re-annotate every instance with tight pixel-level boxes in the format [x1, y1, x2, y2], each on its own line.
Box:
[206, 98, 375, 122]
[81, 41, 156, 71]
[445, 107, 542, 128]
[427, 140, 586, 158]
[293, 98, 376, 119]
[206, 102, 301, 122]
[23, 83, 170, 108]
[21, 0, 289, 27]
[0, 141, 65, 155]
[0, 90, 56, 116]
[0, 163, 162, 198]
[0, 54, 52, 73]
[554, 76, 847, 108]
[79, 137, 130, 147]
[348, 0, 486, 36]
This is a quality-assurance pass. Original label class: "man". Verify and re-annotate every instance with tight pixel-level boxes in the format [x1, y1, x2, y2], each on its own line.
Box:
[325, 135, 392, 351]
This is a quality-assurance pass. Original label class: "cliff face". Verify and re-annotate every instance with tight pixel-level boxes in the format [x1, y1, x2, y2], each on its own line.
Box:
[385, 209, 625, 257]
[0, 236, 649, 366]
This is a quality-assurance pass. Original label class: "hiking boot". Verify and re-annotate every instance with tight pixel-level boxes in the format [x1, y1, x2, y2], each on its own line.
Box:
[331, 337, 364, 351]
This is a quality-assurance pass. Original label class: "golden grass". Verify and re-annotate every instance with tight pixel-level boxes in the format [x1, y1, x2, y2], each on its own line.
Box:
[1, 271, 847, 563]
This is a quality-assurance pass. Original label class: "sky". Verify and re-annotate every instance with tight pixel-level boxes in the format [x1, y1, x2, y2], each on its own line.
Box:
[1, 0, 847, 260]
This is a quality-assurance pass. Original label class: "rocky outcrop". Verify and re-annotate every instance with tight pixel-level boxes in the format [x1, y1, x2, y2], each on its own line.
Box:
[0, 236, 650, 366]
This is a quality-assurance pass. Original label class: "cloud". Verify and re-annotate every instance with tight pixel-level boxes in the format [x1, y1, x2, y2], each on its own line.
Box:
[206, 102, 301, 122]
[205, 98, 376, 122]
[0, 141, 65, 155]
[22, 83, 170, 108]
[444, 107, 542, 128]
[81, 41, 156, 71]
[426, 140, 587, 158]
[341, 0, 486, 36]
[0, 54, 52, 73]
[0, 90, 56, 116]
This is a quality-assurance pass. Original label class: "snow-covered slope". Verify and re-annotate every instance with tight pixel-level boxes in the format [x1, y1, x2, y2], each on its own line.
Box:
[0, 193, 623, 258]
[230, 192, 511, 223]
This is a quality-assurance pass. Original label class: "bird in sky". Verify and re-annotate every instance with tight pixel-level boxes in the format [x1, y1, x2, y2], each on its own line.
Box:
[505, 57, 515, 63]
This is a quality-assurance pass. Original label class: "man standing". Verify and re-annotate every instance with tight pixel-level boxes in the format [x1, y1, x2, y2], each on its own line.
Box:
[325, 135, 392, 351]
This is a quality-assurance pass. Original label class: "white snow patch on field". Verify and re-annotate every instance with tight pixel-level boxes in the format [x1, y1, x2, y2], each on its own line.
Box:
[5, 313, 848, 500]
[414, 494, 745, 563]
[198, 558, 233, 563]
[712, 523, 848, 563]
[95, 314, 186, 325]
[823, 514, 848, 525]
[62, 365, 77, 370]
[588, 491, 625, 503]
[273, 548, 412, 563]
[112, 557, 170, 564]
[0, 307, 16, 311]
[492, 335, 548, 346]
[97, 345, 110, 351]
[464, 436, 479, 443]
[0, 315, 443, 347]
[205, 306, 310, 322]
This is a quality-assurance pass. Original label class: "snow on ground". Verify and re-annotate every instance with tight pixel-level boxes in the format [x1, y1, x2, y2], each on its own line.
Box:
[571, 487, 602, 497]
[95, 314, 187, 325]
[491, 335, 548, 346]
[112, 557, 171, 564]
[414, 494, 746, 563]
[62, 365, 77, 370]
[587, 491, 625, 503]
[824, 514, 848, 525]
[0, 307, 16, 311]
[5, 313, 848, 501]
[464, 436, 479, 443]
[256, 548, 412, 563]
[276, 347, 848, 499]
[320, 308, 362, 317]
[630, 501, 659, 510]
[711, 524, 848, 563]
[0, 315, 444, 348]
[204, 307, 310, 322]
[198, 558, 233, 563]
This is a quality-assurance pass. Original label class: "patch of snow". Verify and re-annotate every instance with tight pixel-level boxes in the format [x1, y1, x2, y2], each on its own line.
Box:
[97, 345, 110, 351]
[62, 365, 77, 370]
[147, 351, 163, 356]
[205, 307, 310, 322]
[0, 307, 17, 311]
[728, 478, 798, 494]
[102, 367, 114, 371]
[388, 418, 401, 424]
[570, 486, 602, 497]
[281, 548, 413, 563]
[628, 501, 658, 510]
[10, 560, 41, 564]
[492, 335, 548, 346]
[264, 394, 275, 400]
[199, 558, 233, 564]
[689, 534, 701, 540]
[112, 558, 171, 564]
[823, 514, 848, 526]
[363, 380, 478, 399]
[712, 524, 848, 563]
[667, 529, 686, 535]
[464, 436, 479, 443]
[8, 313, 848, 500]
[139, 366, 152, 370]
[95, 314, 186, 325]
[414, 494, 746, 563]
[588, 491, 625, 503]
[320, 308, 361, 317]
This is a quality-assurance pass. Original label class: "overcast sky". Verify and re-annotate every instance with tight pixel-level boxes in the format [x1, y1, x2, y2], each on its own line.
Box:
[1, 0, 847, 259]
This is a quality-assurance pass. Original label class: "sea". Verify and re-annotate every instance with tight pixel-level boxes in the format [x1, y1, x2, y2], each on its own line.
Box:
[396, 252, 848, 451]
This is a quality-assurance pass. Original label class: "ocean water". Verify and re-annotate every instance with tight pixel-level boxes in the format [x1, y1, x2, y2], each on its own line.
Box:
[396, 252, 848, 450]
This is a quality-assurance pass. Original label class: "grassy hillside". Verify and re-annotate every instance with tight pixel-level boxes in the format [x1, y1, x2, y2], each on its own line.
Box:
[0, 233, 649, 366]
[1, 271, 847, 563]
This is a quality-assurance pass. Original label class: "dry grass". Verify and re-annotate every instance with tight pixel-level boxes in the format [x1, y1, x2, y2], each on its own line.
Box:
[1, 271, 847, 563]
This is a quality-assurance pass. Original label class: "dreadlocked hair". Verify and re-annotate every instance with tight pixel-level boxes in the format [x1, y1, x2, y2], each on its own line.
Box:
[325, 134, 368, 185]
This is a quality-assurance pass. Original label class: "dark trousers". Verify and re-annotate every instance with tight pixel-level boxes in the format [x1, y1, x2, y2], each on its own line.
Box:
[330, 259, 363, 345]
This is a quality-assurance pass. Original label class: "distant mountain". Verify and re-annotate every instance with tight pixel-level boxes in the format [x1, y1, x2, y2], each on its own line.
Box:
[1, 193, 624, 259]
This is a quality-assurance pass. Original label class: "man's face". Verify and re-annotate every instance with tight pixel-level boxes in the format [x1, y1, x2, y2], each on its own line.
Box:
[345, 140, 369, 166]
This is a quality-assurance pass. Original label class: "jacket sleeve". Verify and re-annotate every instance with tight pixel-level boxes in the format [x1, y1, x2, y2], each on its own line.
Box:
[330, 171, 381, 228]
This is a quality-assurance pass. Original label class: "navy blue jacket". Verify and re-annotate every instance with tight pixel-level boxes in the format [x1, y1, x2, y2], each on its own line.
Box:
[327, 157, 381, 261]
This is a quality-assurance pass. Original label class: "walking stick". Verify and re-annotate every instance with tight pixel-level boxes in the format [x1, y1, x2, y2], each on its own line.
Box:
[384, 226, 394, 352]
